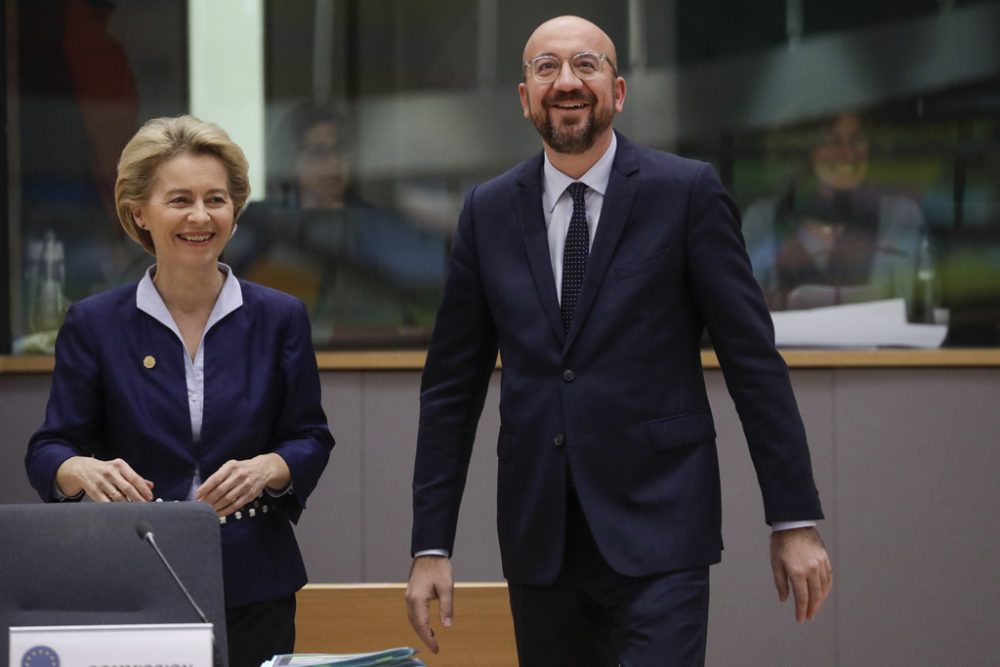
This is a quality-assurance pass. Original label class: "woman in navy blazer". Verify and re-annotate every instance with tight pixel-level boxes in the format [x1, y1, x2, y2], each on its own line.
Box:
[26, 115, 334, 667]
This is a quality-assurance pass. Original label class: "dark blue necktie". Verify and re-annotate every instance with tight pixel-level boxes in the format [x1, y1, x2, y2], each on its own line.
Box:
[561, 182, 589, 332]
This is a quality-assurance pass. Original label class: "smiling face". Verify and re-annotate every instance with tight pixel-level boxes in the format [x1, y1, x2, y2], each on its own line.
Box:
[811, 112, 870, 192]
[518, 16, 626, 156]
[132, 152, 234, 274]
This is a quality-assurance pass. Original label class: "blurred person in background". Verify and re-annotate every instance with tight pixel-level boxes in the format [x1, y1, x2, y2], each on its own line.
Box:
[742, 111, 925, 313]
[227, 103, 449, 347]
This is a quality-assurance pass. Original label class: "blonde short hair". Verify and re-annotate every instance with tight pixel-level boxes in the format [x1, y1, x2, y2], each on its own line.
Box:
[115, 115, 250, 255]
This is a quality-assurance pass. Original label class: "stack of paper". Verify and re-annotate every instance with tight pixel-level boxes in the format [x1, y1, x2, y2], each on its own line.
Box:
[262, 647, 424, 667]
[769, 298, 948, 348]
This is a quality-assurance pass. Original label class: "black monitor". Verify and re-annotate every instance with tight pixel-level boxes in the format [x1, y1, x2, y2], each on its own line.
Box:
[0, 501, 228, 666]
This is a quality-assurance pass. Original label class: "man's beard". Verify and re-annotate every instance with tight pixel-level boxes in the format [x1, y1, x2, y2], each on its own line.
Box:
[531, 91, 614, 154]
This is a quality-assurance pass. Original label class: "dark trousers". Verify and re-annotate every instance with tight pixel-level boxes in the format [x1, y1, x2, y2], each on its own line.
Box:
[507, 489, 710, 667]
[225, 593, 296, 667]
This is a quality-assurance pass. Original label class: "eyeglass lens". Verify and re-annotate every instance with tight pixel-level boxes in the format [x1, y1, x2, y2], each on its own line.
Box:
[530, 53, 604, 82]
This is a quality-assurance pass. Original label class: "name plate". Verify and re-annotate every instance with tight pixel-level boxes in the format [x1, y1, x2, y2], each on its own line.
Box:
[10, 623, 212, 667]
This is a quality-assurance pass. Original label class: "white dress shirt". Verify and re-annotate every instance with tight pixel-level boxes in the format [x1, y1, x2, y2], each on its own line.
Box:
[137, 263, 243, 498]
[542, 133, 617, 305]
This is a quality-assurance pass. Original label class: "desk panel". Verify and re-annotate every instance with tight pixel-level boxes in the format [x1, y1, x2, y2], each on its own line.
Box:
[295, 583, 515, 667]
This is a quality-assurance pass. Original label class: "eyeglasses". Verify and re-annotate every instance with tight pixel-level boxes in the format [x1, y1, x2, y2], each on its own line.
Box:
[300, 144, 344, 160]
[816, 129, 868, 151]
[524, 51, 617, 84]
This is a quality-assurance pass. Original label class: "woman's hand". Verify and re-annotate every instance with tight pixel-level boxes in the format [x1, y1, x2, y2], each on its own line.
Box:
[55, 456, 155, 502]
[194, 454, 291, 517]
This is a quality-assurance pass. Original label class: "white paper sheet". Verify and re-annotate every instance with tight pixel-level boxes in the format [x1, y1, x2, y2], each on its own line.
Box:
[770, 298, 947, 348]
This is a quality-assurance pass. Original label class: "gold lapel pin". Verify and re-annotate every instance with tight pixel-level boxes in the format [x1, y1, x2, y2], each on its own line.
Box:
[143, 355, 156, 369]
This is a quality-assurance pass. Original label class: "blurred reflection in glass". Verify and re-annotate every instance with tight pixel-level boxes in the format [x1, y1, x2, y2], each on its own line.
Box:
[226, 104, 448, 348]
[742, 111, 927, 316]
[28, 231, 70, 334]
[14, 0, 185, 352]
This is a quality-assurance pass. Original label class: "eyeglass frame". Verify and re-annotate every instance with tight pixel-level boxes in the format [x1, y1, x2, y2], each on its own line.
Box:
[523, 51, 619, 83]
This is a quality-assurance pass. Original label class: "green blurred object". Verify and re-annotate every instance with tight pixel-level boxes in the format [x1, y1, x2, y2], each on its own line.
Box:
[12, 330, 59, 355]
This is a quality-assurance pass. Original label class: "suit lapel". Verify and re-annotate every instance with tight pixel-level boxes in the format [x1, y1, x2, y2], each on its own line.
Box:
[565, 132, 641, 350]
[516, 155, 566, 344]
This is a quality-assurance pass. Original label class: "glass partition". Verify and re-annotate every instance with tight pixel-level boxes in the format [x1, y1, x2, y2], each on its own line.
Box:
[5, 0, 999, 354]
[7, 0, 188, 353]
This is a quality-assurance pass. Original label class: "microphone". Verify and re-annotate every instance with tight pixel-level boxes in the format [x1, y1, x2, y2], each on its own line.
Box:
[135, 520, 210, 625]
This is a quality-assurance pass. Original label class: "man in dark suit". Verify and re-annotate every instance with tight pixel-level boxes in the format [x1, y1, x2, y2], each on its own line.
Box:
[406, 15, 832, 666]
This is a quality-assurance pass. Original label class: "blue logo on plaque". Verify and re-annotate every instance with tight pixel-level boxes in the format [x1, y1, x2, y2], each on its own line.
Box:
[21, 646, 59, 667]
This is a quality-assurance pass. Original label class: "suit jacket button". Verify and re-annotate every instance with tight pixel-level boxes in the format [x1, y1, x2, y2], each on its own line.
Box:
[562, 369, 575, 382]
[553, 433, 565, 447]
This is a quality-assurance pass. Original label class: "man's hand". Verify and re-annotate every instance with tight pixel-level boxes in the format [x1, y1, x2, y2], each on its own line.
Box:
[195, 454, 290, 517]
[770, 526, 833, 622]
[55, 456, 154, 502]
[405, 555, 454, 654]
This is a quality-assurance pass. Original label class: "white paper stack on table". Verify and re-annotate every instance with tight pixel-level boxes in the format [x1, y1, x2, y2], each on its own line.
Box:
[262, 646, 424, 667]
[769, 298, 948, 348]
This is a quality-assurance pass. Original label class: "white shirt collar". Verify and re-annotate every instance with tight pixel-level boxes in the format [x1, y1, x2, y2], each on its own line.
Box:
[136, 263, 244, 337]
[542, 132, 618, 213]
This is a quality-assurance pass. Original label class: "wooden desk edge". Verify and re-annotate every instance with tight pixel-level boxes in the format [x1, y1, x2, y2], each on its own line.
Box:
[303, 582, 508, 590]
[5, 349, 1000, 374]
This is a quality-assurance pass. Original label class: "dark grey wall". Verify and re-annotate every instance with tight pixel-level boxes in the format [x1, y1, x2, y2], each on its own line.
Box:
[3, 366, 998, 666]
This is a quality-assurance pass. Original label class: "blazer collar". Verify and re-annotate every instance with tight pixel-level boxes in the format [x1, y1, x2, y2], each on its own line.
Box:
[137, 263, 244, 344]
[515, 153, 566, 343]
[565, 131, 640, 349]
